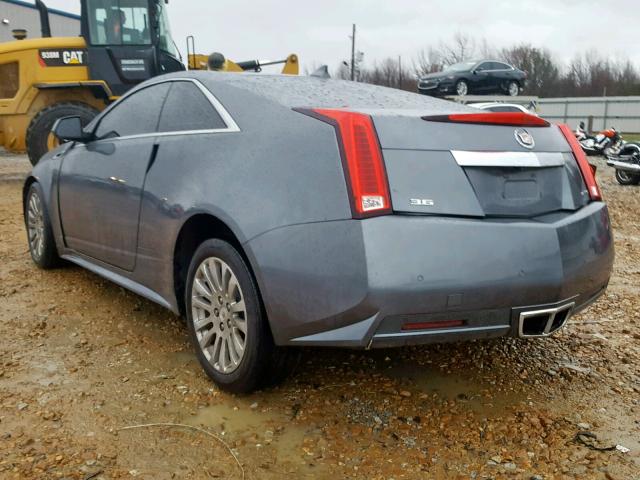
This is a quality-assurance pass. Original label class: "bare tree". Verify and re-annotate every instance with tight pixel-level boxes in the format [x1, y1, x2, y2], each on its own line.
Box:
[414, 47, 443, 77]
[331, 33, 640, 97]
[500, 44, 559, 96]
[440, 32, 475, 65]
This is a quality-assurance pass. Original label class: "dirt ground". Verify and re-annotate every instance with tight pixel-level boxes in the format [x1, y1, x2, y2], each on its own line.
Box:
[0, 150, 638, 480]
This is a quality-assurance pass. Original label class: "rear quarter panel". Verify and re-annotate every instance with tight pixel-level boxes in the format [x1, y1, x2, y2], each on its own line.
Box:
[136, 82, 353, 309]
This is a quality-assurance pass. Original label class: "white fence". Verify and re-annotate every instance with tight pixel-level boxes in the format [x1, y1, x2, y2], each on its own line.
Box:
[536, 97, 640, 133]
[447, 95, 640, 133]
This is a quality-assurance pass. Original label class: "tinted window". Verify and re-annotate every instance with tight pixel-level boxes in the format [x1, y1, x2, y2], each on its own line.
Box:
[95, 82, 170, 138]
[492, 62, 511, 70]
[87, 0, 152, 46]
[158, 81, 227, 132]
[476, 62, 491, 71]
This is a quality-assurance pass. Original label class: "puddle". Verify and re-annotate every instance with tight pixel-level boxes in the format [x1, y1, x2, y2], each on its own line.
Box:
[184, 401, 328, 476]
[187, 402, 304, 454]
[385, 364, 527, 416]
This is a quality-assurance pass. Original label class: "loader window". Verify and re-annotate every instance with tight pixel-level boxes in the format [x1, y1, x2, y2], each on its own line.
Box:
[87, 0, 151, 46]
[0, 62, 19, 99]
[155, 0, 179, 58]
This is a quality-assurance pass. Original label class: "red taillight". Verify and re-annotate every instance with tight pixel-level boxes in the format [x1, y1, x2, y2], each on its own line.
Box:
[423, 112, 549, 127]
[401, 320, 465, 331]
[310, 109, 392, 218]
[558, 124, 602, 201]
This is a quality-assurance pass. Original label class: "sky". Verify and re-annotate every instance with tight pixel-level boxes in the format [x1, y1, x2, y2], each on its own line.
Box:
[43, 0, 640, 74]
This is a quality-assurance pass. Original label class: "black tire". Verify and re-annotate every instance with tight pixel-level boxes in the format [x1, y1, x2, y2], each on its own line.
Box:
[26, 102, 98, 166]
[185, 239, 289, 393]
[506, 80, 520, 96]
[455, 80, 469, 96]
[615, 169, 640, 186]
[25, 182, 61, 269]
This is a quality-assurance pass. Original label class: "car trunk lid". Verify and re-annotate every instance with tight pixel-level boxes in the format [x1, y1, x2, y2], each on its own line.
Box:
[371, 113, 591, 218]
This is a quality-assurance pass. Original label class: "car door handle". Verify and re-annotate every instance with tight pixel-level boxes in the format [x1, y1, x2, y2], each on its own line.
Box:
[108, 176, 126, 184]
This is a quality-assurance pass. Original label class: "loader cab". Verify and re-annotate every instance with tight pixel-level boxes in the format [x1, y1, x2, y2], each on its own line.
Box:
[80, 0, 184, 96]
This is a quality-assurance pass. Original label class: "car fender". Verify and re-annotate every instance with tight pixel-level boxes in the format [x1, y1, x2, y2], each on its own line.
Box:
[23, 143, 71, 253]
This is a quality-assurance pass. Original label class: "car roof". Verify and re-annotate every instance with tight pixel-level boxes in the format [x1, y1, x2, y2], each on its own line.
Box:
[157, 71, 477, 115]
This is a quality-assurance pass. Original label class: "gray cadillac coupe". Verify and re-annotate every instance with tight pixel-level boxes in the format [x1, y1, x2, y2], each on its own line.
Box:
[24, 72, 614, 392]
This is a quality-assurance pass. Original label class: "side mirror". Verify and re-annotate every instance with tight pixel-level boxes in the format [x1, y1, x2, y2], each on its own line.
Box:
[52, 116, 91, 143]
[471, 70, 477, 75]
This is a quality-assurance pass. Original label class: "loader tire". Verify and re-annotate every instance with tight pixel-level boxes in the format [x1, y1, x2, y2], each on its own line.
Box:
[26, 102, 99, 166]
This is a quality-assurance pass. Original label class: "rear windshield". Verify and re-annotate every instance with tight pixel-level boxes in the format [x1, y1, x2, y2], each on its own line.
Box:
[201, 74, 475, 113]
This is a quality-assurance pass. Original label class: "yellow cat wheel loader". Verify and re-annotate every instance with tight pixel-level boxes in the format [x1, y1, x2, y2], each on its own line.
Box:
[0, 0, 298, 165]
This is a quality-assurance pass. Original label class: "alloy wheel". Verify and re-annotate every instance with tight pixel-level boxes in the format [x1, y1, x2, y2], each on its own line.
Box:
[456, 81, 468, 96]
[191, 257, 248, 374]
[27, 191, 45, 260]
[508, 82, 519, 96]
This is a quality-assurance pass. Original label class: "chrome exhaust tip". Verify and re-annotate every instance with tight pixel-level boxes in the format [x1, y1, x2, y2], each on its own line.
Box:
[606, 159, 640, 172]
[518, 302, 575, 338]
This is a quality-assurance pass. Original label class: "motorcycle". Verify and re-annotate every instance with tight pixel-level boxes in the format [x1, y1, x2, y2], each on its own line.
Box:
[575, 122, 624, 156]
[606, 143, 640, 185]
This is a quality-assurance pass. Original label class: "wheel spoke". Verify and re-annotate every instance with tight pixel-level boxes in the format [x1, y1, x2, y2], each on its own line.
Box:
[227, 334, 240, 365]
[193, 278, 212, 297]
[202, 261, 217, 293]
[192, 296, 212, 312]
[209, 334, 222, 360]
[220, 264, 231, 293]
[198, 328, 216, 349]
[209, 259, 224, 293]
[233, 317, 247, 334]
[193, 314, 212, 331]
[219, 338, 228, 371]
[230, 299, 245, 314]
[227, 276, 238, 299]
[231, 329, 245, 356]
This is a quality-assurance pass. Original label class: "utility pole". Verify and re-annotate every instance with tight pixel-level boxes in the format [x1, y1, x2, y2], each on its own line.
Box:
[398, 55, 402, 88]
[350, 24, 356, 81]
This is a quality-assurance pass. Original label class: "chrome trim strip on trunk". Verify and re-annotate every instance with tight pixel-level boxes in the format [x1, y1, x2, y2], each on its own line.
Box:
[451, 151, 566, 168]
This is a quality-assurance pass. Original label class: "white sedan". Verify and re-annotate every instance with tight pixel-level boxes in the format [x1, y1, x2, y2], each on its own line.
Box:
[469, 102, 538, 115]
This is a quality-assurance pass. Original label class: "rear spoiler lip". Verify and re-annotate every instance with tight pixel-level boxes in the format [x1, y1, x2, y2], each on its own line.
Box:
[422, 112, 550, 128]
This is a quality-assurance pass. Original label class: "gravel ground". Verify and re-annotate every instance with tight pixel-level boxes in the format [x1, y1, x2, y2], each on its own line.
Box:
[0, 151, 638, 479]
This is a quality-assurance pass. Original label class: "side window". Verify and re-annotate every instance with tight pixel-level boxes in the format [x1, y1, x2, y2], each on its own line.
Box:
[95, 82, 170, 139]
[158, 81, 227, 133]
[476, 62, 490, 71]
[493, 62, 511, 70]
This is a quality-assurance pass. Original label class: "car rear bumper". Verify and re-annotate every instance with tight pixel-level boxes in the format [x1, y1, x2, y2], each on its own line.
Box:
[247, 202, 614, 347]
